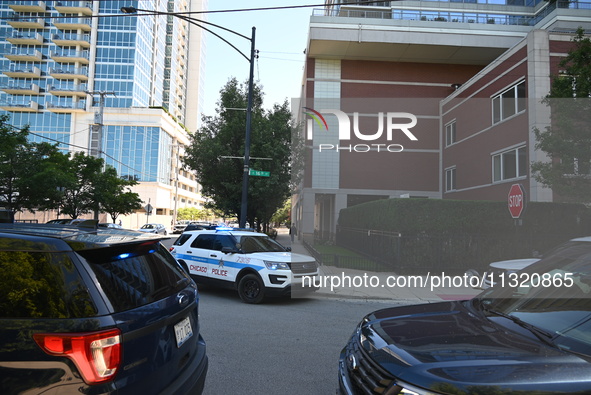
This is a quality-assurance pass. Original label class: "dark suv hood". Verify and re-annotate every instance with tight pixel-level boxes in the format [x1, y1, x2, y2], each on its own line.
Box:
[359, 301, 591, 394]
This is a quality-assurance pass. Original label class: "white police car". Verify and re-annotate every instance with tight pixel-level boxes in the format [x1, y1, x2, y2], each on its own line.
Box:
[170, 228, 319, 303]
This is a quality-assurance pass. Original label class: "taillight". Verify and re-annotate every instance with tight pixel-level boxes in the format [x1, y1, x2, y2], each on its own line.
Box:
[33, 329, 121, 385]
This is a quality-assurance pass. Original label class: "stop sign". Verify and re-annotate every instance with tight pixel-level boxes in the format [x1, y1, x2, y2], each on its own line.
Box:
[508, 184, 525, 219]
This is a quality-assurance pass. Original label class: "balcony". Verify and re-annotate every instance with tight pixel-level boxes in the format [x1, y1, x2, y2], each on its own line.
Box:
[54, 1, 93, 16]
[2, 65, 41, 78]
[5, 48, 43, 62]
[53, 16, 92, 31]
[6, 16, 45, 29]
[0, 100, 39, 112]
[51, 33, 91, 48]
[48, 83, 87, 97]
[0, 83, 41, 95]
[50, 50, 90, 64]
[8, 1, 47, 13]
[7, 31, 44, 45]
[46, 101, 86, 113]
[49, 66, 89, 80]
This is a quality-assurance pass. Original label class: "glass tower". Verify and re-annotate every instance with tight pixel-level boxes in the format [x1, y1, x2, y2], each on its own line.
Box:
[0, 0, 207, 224]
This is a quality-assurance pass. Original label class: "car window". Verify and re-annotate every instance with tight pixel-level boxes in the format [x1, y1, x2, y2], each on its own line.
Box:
[191, 234, 216, 249]
[0, 250, 97, 318]
[81, 243, 190, 312]
[212, 235, 237, 251]
[237, 235, 286, 253]
[174, 233, 192, 246]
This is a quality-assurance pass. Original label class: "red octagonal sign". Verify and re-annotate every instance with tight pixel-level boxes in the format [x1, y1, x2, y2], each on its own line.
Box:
[508, 184, 525, 219]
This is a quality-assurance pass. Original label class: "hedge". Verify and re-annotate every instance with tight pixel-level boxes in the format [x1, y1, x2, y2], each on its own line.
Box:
[336, 198, 591, 274]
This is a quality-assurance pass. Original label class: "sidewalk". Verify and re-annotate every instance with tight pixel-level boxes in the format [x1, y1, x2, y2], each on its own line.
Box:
[276, 227, 481, 304]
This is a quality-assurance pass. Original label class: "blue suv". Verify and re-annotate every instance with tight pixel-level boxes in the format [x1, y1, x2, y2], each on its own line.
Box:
[0, 223, 208, 394]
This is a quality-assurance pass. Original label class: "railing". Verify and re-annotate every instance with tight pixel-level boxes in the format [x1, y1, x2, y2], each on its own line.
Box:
[313, 1, 591, 27]
[52, 33, 91, 42]
[54, 17, 91, 25]
[8, 48, 42, 58]
[56, 0, 93, 7]
[46, 102, 86, 110]
[49, 66, 89, 76]
[51, 50, 90, 60]
[48, 83, 88, 92]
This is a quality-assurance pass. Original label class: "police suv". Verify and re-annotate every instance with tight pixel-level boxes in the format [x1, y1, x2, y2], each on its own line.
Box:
[170, 228, 319, 303]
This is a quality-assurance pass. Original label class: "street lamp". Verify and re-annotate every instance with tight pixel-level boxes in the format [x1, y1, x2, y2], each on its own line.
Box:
[120, 6, 256, 229]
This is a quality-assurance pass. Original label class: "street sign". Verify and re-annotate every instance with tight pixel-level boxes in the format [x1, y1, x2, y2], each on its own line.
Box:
[249, 169, 270, 177]
[144, 203, 153, 215]
[508, 184, 525, 219]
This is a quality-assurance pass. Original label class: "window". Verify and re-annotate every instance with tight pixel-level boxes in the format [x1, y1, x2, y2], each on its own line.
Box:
[492, 80, 526, 124]
[493, 146, 527, 182]
[211, 236, 238, 252]
[0, 251, 96, 318]
[445, 167, 456, 192]
[191, 234, 215, 250]
[445, 121, 456, 147]
[83, 244, 188, 312]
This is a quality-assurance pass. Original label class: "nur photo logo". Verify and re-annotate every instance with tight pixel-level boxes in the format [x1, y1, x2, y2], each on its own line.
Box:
[303, 108, 418, 153]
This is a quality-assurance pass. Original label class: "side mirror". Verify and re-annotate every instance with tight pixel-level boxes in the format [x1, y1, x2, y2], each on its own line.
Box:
[221, 247, 236, 254]
[285, 247, 292, 252]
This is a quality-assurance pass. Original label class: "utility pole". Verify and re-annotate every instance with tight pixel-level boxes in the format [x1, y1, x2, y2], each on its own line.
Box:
[171, 144, 183, 227]
[87, 90, 115, 158]
[86, 90, 115, 220]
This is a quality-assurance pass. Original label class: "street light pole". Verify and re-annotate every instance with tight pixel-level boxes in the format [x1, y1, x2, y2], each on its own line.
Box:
[120, 6, 255, 229]
[240, 26, 256, 229]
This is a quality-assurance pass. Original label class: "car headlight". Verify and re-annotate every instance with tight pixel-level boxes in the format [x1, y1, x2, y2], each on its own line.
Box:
[264, 261, 290, 270]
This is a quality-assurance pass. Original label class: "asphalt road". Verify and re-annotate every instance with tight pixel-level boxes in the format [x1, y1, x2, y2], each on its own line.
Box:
[197, 287, 394, 395]
[161, 235, 401, 394]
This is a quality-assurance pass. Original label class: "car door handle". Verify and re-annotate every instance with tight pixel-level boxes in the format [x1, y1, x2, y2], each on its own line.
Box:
[210, 254, 218, 258]
[186, 250, 192, 254]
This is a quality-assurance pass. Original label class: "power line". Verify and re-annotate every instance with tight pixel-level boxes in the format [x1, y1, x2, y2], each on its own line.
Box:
[0, 1, 377, 21]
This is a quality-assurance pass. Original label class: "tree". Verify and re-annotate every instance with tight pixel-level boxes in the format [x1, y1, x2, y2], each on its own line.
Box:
[177, 207, 206, 221]
[531, 28, 591, 204]
[59, 152, 105, 219]
[184, 78, 294, 230]
[271, 199, 291, 226]
[98, 166, 143, 223]
[0, 115, 69, 213]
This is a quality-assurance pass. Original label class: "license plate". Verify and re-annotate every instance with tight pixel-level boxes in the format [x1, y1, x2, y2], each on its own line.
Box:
[174, 317, 193, 348]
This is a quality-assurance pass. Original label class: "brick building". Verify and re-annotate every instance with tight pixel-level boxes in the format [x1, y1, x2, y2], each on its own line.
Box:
[293, 0, 591, 241]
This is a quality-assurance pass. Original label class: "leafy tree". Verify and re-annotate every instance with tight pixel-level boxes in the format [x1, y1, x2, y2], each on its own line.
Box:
[177, 207, 206, 221]
[98, 166, 143, 223]
[184, 78, 294, 230]
[248, 101, 293, 231]
[271, 199, 291, 226]
[59, 152, 105, 219]
[0, 116, 69, 213]
[531, 28, 591, 204]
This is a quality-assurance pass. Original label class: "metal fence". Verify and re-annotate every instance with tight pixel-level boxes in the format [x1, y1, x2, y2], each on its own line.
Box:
[335, 226, 568, 275]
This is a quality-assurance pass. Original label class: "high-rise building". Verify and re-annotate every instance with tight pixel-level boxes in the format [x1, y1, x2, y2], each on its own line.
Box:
[0, 0, 207, 228]
[295, 0, 591, 241]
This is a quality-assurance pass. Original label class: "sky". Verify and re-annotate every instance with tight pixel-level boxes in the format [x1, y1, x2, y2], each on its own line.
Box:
[200, 1, 315, 117]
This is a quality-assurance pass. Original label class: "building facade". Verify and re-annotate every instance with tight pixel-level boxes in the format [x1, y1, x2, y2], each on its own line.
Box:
[295, 0, 591, 241]
[0, 0, 207, 228]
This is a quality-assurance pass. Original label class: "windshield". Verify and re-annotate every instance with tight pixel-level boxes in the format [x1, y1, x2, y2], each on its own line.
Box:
[479, 241, 591, 355]
[236, 235, 287, 253]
